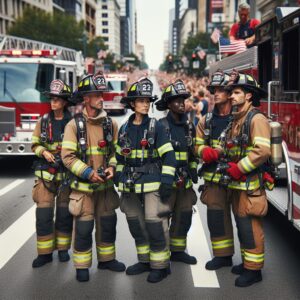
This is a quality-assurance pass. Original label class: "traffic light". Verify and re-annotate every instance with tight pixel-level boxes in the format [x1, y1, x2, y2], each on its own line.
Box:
[191, 52, 197, 60]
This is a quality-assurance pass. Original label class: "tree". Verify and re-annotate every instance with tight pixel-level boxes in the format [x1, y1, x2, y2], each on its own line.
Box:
[86, 37, 107, 58]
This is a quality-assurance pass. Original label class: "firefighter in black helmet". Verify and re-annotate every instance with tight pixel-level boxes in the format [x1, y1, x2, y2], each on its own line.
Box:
[115, 77, 176, 283]
[155, 79, 198, 265]
[61, 72, 125, 282]
[31, 79, 73, 268]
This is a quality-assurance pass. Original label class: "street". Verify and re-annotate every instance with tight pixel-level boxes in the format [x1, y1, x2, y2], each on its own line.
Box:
[0, 78, 300, 300]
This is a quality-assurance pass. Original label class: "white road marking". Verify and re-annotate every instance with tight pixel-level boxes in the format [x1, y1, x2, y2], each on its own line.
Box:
[187, 206, 220, 288]
[0, 205, 35, 270]
[0, 179, 25, 197]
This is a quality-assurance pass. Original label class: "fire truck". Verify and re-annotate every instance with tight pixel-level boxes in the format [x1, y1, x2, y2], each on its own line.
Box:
[0, 34, 84, 156]
[209, 7, 300, 232]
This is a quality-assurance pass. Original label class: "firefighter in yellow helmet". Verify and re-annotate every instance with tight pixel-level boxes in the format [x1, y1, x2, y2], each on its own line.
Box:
[31, 79, 73, 268]
[61, 72, 125, 282]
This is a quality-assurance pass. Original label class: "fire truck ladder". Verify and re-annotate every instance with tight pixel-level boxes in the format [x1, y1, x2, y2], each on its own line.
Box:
[0, 34, 79, 61]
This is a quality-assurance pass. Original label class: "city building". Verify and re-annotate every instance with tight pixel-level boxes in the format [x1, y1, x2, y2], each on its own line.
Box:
[168, 8, 175, 53]
[180, 8, 197, 51]
[53, 0, 83, 21]
[135, 42, 145, 62]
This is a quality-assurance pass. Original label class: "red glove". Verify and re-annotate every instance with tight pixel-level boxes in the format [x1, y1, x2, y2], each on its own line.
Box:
[226, 162, 246, 181]
[202, 147, 219, 164]
[263, 172, 274, 184]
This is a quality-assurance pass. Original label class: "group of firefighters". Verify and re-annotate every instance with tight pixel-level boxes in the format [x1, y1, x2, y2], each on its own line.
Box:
[31, 68, 273, 288]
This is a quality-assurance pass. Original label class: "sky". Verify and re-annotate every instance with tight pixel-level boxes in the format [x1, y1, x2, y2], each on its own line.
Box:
[136, 0, 174, 70]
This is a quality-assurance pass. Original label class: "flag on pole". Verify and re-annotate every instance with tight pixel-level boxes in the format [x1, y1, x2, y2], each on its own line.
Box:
[219, 37, 247, 54]
[197, 49, 206, 60]
[211, 0, 223, 8]
[210, 28, 220, 44]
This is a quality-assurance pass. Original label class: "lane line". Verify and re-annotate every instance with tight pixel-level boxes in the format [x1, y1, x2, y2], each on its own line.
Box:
[0, 179, 25, 197]
[187, 206, 220, 288]
[0, 205, 35, 270]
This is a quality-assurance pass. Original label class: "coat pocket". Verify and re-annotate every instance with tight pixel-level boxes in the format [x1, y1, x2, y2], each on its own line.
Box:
[246, 189, 268, 217]
[32, 180, 41, 203]
[69, 191, 84, 216]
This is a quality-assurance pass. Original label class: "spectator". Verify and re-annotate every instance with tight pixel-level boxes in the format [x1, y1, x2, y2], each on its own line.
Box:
[229, 3, 260, 47]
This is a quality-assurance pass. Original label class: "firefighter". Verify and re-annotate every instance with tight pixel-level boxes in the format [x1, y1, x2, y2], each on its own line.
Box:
[155, 79, 198, 265]
[115, 77, 176, 283]
[223, 70, 270, 287]
[31, 79, 73, 268]
[61, 72, 125, 282]
[195, 70, 234, 270]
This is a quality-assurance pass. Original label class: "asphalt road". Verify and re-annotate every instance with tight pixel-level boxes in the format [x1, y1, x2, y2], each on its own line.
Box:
[0, 77, 299, 300]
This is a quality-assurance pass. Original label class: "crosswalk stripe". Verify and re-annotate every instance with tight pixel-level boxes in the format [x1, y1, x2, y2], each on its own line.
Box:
[0, 179, 25, 197]
[187, 206, 220, 288]
[0, 205, 35, 270]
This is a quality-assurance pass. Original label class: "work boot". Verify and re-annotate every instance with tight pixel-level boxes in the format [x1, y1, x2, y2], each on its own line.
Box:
[171, 251, 197, 265]
[235, 269, 262, 287]
[58, 250, 70, 262]
[126, 262, 151, 275]
[205, 256, 232, 270]
[32, 254, 53, 268]
[76, 269, 89, 282]
[231, 263, 245, 275]
[97, 259, 126, 272]
[147, 268, 170, 283]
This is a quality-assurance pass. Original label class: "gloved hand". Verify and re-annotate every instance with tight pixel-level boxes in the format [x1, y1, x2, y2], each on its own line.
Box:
[202, 147, 219, 164]
[226, 162, 246, 181]
[159, 183, 173, 203]
[189, 168, 198, 184]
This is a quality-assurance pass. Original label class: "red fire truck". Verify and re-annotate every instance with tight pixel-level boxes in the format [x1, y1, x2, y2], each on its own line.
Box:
[209, 7, 300, 231]
[0, 35, 84, 156]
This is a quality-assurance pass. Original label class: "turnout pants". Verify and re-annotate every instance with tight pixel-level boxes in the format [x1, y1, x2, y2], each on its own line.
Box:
[68, 188, 120, 269]
[169, 187, 197, 252]
[230, 188, 267, 271]
[120, 191, 170, 269]
[32, 179, 72, 255]
[200, 182, 234, 257]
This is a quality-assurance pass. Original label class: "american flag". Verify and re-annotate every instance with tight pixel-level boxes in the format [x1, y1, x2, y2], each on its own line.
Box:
[211, 0, 223, 8]
[210, 28, 220, 44]
[219, 37, 247, 54]
[197, 49, 206, 60]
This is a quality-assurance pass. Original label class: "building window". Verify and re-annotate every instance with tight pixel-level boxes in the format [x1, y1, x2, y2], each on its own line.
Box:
[102, 21, 108, 26]
[103, 37, 109, 42]
[102, 5, 108, 9]
[103, 29, 108, 34]
[102, 13, 108, 18]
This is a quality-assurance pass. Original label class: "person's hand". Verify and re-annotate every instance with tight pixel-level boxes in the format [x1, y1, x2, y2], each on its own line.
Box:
[245, 35, 255, 46]
[226, 162, 246, 181]
[43, 150, 55, 163]
[202, 147, 219, 164]
[159, 183, 173, 203]
[89, 170, 105, 183]
[104, 166, 115, 180]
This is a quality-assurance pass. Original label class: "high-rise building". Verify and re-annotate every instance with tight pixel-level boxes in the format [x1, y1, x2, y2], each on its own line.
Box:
[180, 8, 197, 51]
[168, 8, 175, 53]
[136, 43, 145, 62]
[53, 0, 83, 21]
[82, 0, 97, 39]
[171, 0, 181, 56]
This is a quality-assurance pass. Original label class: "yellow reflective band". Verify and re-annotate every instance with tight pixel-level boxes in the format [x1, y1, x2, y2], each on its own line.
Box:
[62, 141, 78, 151]
[71, 180, 114, 193]
[55, 172, 64, 181]
[241, 248, 245, 257]
[73, 251, 92, 263]
[44, 142, 61, 151]
[128, 149, 159, 159]
[116, 144, 122, 155]
[189, 162, 198, 169]
[157, 142, 173, 156]
[165, 86, 171, 92]
[212, 239, 234, 249]
[84, 78, 90, 86]
[150, 250, 170, 261]
[211, 139, 219, 147]
[34, 170, 55, 181]
[240, 156, 256, 173]
[197, 145, 206, 157]
[170, 238, 186, 247]
[195, 137, 205, 145]
[109, 156, 117, 167]
[116, 164, 124, 172]
[78, 81, 83, 87]
[253, 137, 271, 148]
[37, 239, 55, 249]
[244, 252, 264, 263]
[86, 146, 108, 155]
[175, 152, 188, 160]
[137, 245, 150, 254]
[35, 146, 46, 157]
[130, 84, 137, 91]
[71, 160, 87, 176]
[97, 245, 115, 255]
[32, 135, 40, 143]
[118, 182, 160, 193]
[162, 165, 176, 176]
[56, 236, 71, 246]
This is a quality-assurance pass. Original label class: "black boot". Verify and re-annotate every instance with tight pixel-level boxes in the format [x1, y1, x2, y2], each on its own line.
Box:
[235, 269, 262, 287]
[171, 252, 197, 265]
[58, 250, 70, 262]
[205, 256, 232, 270]
[32, 254, 53, 268]
[231, 263, 245, 275]
[147, 268, 170, 283]
[76, 269, 89, 282]
[97, 259, 126, 272]
[126, 262, 151, 275]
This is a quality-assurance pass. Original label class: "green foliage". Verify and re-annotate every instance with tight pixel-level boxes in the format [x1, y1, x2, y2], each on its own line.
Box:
[86, 37, 107, 58]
